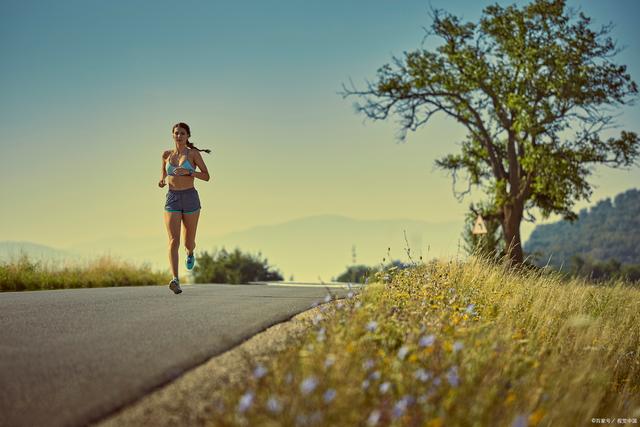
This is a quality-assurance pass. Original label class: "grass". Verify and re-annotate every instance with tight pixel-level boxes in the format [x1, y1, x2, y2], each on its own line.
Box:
[0, 253, 170, 291]
[209, 256, 640, 427]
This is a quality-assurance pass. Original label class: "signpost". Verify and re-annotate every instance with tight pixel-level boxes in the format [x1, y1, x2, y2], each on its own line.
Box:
[472, 215, 488, 235]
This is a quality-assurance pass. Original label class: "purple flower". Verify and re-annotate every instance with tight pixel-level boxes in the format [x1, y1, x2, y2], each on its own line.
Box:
[323, 389, 337, 403]
[300, 376, 318, 395]
[237, 392, 254, 413]
[447, 366, 460, 387]
[419, 334, 436, 347]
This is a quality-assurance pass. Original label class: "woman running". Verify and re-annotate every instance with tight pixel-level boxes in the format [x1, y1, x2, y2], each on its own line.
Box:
[158, 122, 211, 294]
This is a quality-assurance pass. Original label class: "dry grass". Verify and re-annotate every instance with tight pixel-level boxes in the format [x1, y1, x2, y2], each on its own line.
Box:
[0, 253, 169, 291]
[208, 256, 640, 426]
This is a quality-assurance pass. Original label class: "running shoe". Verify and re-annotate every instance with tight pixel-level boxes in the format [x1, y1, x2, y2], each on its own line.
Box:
[186, 253, 195, 270]
[169, 278, 182, 294]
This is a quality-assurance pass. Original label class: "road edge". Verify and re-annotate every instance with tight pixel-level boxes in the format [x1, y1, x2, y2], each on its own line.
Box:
[93, 300, 338, 426]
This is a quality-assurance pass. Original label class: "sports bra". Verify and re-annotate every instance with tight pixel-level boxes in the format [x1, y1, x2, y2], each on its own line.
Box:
[166, 152, 196, 176]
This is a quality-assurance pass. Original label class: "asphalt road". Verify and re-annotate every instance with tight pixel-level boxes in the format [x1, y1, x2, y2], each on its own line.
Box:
[0, 283, 350, 427]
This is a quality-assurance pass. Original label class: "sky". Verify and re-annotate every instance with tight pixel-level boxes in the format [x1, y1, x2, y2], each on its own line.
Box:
[1, 0, 639, 269]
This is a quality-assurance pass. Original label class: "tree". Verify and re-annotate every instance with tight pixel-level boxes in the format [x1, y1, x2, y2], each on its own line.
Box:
[336, 264, 376, 284]
[193, 248, 283, 284]
[343, 0, 639, 265]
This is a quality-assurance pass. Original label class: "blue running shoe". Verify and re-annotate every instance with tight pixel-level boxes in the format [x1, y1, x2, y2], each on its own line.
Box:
[186, 253, 195, 270]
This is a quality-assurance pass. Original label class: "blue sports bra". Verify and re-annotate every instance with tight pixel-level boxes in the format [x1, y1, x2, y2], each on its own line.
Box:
[166, 152, 196, 176]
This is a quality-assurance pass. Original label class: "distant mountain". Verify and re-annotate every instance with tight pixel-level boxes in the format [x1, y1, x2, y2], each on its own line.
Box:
[205, 215, 462, 281]
[0, 241, 76, 265]
[15, 215, 462, 281]
[524, 188, 640, 267]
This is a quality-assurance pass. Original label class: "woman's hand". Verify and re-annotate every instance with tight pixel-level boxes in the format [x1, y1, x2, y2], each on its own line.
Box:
[173, 167, 192, 176]
[158, 179, 166, 188]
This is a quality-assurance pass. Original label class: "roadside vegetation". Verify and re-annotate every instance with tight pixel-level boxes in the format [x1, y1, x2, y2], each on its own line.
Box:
[0, 253, 168, 292]
[211, 255, 640, 426]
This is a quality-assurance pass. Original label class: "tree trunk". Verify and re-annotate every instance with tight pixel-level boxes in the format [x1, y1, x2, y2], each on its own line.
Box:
[502, 202, 524, 265]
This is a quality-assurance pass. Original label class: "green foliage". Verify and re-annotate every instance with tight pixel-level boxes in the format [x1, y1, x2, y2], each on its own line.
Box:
[335, 260, 413, 285]
[335, 265, 375, 284]
[568, 255, 640, 283]
[525, 188, 640, 280]
[192, 248, 283, 284]
[344, 0, 639, 263]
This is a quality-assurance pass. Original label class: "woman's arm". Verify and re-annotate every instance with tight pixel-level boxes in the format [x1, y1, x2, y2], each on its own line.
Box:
[159, 150, 170, 187]
[192, 150, 210, 182]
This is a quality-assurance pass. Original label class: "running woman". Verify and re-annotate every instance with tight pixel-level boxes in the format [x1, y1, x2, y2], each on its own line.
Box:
[158, 122, 211, 294]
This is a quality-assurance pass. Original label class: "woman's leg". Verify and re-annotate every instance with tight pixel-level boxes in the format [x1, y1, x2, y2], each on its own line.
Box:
[164, 211, 183, 277]
[182, 210, 201, 256]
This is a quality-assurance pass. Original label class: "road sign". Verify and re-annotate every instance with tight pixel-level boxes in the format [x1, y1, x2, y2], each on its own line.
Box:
[472, 215, 488, 235]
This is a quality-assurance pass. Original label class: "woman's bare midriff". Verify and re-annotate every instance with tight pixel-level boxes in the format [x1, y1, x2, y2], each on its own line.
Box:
[168, 175, 195, 191]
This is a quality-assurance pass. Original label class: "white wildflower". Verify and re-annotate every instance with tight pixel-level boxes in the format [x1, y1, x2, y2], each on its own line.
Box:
[367, 409, 381, 426]
[266, 396, 282, 414]
[397, 345, 410, 360]
[366, 321, 378, 332]
[253, 364, 268, 379]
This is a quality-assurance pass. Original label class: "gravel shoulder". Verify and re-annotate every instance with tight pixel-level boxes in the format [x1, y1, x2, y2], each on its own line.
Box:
[93, 302, 333, 427]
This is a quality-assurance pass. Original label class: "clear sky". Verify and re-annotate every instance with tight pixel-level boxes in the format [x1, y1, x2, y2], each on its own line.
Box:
[2, 0, 639, 256]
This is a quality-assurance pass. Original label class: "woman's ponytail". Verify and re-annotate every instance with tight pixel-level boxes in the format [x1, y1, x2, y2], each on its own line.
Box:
[173, 122, 211, 154]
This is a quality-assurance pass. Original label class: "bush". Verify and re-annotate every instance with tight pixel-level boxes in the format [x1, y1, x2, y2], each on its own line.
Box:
[193, 248, 283, 284]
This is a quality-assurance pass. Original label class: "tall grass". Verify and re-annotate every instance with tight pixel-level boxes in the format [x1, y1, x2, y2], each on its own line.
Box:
[210, 256, 640, 426]
[0, 253, 170, 292]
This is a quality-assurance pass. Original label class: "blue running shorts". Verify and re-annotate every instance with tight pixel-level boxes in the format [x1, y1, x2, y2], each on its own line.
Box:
[165, 187, 201, 214]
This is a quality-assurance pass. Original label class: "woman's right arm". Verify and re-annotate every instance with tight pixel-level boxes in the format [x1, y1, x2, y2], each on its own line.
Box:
[159, 150, 170, 187]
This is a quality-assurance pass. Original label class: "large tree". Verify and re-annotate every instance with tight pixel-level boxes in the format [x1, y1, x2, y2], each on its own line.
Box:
[343, 0, 639, 264]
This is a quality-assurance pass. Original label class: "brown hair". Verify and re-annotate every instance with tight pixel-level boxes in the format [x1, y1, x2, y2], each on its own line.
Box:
[172, 122, 211, 154]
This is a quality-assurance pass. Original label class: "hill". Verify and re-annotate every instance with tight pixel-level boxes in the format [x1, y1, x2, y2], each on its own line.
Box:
[524, 188, 640, 267]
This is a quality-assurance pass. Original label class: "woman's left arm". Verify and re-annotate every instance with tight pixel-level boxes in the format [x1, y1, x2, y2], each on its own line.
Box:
[192, 151, 210, 182]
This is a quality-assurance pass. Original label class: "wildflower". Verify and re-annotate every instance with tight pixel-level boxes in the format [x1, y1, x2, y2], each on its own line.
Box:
[316, 327, 326, 342]
[397, 345, 410, 360]
[324, 354, 336, 369]
[347, 291, 354, 299]
[323, 389, 337, 403]
[447, 366, 460, 387]
[311, 301, 319, 308]
[253, 364, 268, 379]
[361, 379, 370, 390]
[369, 371, 381, 381]
[465, 304, 476, 315]
[300, 376, 318, 395]
[414, 368, 431, 382]
[266, 396, 282, 414]
[393, 395, 414, 419]
[324, 294, 332, 303]
[379, 381, 391, 394]
[419, 334, 436, 347]
[237, 392, 254, 413]
[367, 409, 381, 426]
[453, 341, 464, 353]
[362, 359, 375, 370]
[336, 301, 344, 310]
[511, 414, 528, 427]
[312, 314, 323, 325]
[366, 320, 378, 332]
[354, 301, 362, 309]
